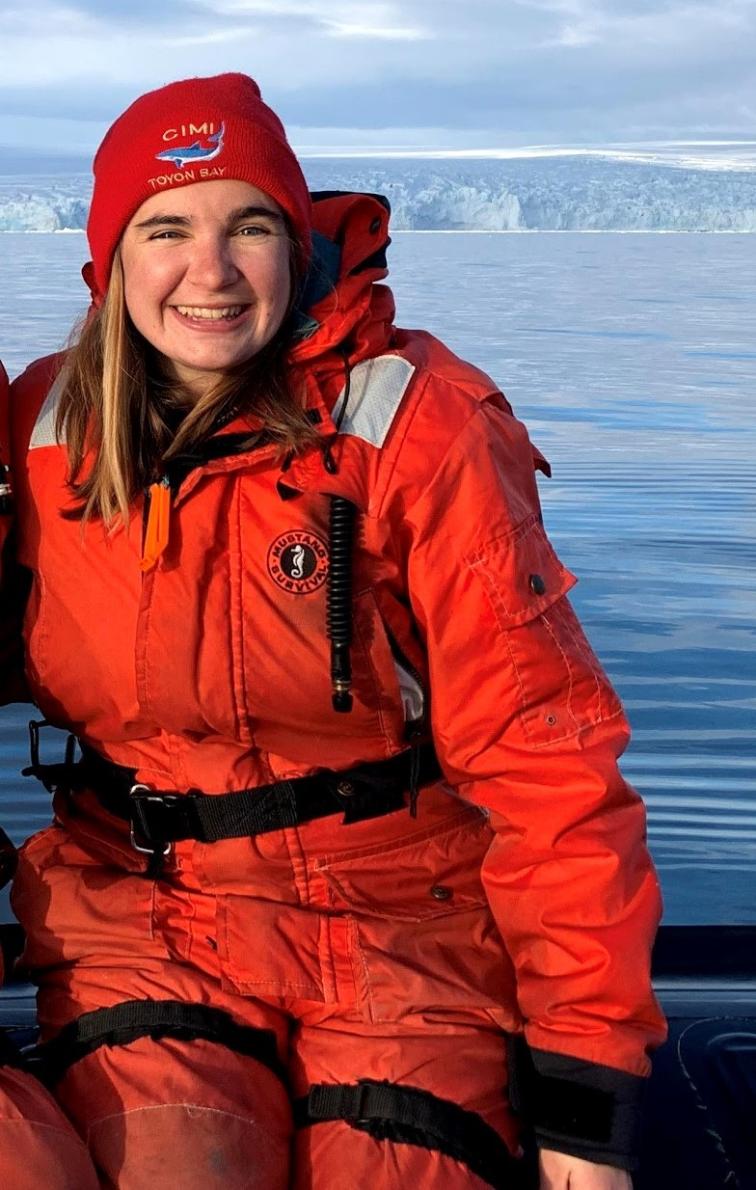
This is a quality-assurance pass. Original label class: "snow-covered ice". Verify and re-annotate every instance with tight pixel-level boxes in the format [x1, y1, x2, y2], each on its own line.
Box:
[2, 147, 756, 233]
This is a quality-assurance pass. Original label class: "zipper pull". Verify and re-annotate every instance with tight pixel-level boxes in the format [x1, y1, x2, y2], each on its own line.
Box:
[140, 475, 171, 572]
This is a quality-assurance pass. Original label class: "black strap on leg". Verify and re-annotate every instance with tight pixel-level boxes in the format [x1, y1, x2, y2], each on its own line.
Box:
[31, 999, 286, 1088]
[293, 1078, 526, 1189]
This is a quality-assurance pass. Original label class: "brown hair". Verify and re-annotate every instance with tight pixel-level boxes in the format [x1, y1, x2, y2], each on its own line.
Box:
[57, 247, 317, 524]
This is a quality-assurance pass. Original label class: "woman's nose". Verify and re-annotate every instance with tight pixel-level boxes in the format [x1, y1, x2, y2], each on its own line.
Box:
[186, 235, 240, 289]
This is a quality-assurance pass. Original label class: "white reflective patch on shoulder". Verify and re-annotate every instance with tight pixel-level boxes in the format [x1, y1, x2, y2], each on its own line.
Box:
[29, 371, 66, 450]
[332, 355, 415, 447]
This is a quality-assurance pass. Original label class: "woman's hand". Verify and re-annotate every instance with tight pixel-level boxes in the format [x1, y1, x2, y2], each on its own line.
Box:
[539, 1149, 633, 1189]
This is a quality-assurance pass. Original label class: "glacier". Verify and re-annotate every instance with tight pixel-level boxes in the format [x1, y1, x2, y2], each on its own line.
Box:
[1, 152, 756, 233]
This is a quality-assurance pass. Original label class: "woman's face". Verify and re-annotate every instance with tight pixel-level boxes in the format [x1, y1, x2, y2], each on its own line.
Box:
[120, 179, 292, 396]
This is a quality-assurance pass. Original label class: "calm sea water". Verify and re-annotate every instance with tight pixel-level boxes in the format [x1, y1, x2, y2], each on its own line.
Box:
[1, 230, 754, 923]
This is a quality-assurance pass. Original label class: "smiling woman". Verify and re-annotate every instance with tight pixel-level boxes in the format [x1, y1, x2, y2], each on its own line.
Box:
[0, 72, 663, 1190]
[56, 102, 317, 530]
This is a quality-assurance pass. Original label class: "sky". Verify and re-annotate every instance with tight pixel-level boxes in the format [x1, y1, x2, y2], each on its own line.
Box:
[0, 0, 754, 158]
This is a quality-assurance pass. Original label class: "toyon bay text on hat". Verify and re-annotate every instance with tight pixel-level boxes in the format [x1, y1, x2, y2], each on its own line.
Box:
[86, 72, 313, 302]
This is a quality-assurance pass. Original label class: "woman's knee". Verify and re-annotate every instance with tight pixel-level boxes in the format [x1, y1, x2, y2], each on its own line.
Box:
[47, 1026, 292, 1189]
[88, 1101, 289, 1190]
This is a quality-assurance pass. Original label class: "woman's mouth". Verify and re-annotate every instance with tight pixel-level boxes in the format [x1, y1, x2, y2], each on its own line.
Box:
[173, 304, 248, 322]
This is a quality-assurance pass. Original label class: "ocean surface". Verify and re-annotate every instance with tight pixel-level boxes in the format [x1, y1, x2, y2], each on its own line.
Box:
[0, 229, 754, 923]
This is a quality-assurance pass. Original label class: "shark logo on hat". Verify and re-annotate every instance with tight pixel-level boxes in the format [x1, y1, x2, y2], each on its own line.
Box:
[155, 123, 225, 170]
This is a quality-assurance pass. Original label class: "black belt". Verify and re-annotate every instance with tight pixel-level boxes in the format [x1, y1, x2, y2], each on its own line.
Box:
[24, 728, 441, 864]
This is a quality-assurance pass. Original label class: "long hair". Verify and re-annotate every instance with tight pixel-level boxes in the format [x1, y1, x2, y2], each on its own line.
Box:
[56, 246, 318, 525]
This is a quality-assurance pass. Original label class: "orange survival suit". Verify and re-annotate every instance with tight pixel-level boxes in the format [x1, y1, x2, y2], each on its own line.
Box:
[0, 360, 98, 1189]
[2, 194, 664, 1188]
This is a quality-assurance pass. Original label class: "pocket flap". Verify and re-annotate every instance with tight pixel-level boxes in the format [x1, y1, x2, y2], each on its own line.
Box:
[319, 812, 490, 922]
[467, 513, 576, 629]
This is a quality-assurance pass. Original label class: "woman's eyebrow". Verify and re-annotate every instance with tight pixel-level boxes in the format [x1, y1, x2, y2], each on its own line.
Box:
[133, 214, 191, 230]
[228, 205, 284, 223]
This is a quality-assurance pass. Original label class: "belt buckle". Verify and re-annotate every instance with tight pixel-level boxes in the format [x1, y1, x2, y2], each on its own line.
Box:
[129, 784, 172, 857]
[353, 1080, 372, 1126]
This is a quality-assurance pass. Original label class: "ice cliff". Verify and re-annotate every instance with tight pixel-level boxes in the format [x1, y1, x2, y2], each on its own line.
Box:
[1, 156, 755, 232]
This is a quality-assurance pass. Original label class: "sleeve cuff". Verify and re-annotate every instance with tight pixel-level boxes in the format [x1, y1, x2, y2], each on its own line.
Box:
[507, 1036, 647, 1171]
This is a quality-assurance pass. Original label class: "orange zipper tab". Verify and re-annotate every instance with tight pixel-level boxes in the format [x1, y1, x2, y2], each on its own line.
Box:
[140, 478, 171, 572]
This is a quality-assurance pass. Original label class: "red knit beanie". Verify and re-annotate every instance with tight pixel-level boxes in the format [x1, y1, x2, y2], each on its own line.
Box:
[87, 72, 312, 302]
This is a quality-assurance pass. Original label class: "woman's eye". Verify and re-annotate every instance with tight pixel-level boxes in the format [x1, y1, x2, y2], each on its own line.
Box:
[149, 229, 184, 241]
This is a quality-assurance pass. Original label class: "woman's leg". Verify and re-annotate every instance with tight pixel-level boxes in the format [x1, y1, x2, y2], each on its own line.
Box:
[12, 822, 294, 1190]
[283, 795, 527, 1188]
[290, 1009, 522, 1190]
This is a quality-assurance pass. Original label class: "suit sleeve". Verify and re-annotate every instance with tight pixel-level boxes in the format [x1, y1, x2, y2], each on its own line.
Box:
[0, 362, 30, 705]
[0, 363, 25, 986]
[402, 394, 666, 1170]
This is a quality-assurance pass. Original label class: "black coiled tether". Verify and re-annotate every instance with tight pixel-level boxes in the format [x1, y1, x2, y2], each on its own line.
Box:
[326, 495, 357, 712]
[325, 351, 356, 713]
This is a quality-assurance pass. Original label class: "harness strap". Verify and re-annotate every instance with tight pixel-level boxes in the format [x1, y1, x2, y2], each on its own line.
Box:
[24, 739, 441, 854]
[31, 999, 286, 1087]
[293, 1078, 525, 1189]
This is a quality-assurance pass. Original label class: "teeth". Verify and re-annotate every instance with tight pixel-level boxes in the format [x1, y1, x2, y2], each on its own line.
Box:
[175, 305, 245, 320]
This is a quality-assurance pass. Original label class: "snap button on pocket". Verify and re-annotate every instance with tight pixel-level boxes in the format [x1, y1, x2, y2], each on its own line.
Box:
[529, 573, 547, 595]
[336, 780, 356, 797]
[430, 884, 453, 902]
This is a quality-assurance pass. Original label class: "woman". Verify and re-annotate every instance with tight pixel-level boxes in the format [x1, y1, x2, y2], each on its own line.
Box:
[3, 73, 664, 1188]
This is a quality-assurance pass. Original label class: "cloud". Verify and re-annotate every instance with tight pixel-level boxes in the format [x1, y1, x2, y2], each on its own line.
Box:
[0, 0, 753, 148]
[323, 21, 427, 40]
[535, 0, 755, 49]
[552, 23, 600, 46]
[185, 0, 428, 39]
[167, 26, 255, 47]
[3, 3, 95, 32]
